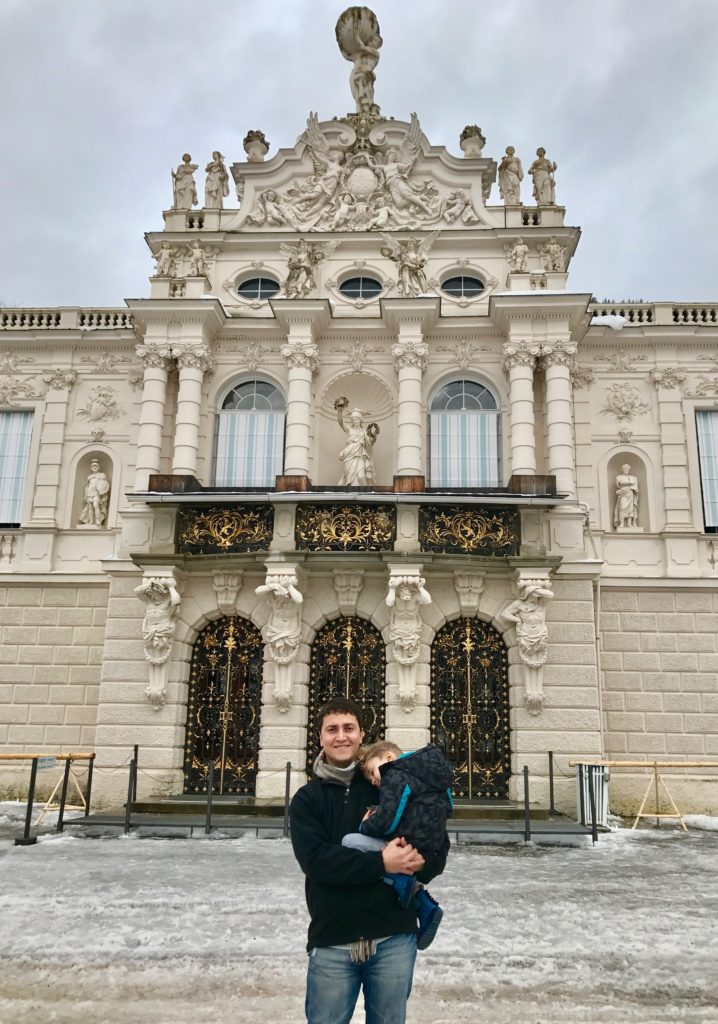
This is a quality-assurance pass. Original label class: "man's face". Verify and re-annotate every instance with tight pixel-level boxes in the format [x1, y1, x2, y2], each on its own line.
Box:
[319, 713, 363, 768]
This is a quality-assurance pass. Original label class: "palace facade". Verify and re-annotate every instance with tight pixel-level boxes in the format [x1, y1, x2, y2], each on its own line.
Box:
[1, 8, 717, 813]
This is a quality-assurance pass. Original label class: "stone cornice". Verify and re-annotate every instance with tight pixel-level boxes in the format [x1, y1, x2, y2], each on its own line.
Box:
[381, 297, 440, 335]
[490, 292, 592, 337]
[270, 299, 332, 339]
[125, 298, 226, 339]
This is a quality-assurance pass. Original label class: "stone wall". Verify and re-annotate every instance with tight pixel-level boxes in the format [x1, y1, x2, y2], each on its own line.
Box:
[0, 582, 108, 798]
[601, 587, 718, 814]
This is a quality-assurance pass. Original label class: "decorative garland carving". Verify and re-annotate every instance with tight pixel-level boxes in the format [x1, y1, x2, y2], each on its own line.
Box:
[295, 503, 396, 551]
[177, 505, 274, 554]
[419, 505, 520, 556]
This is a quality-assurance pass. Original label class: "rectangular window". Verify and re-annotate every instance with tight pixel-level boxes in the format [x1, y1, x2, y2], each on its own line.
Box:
[696, 410, 718, 530]
[214, 411, 285, 487]
[0, 411, 33, 526]
[429, 411, 500, 487]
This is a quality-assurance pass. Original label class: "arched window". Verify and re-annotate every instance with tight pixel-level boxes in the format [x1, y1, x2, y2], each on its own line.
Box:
[429, 379, 500, 487]
[214, 380, 285, 487]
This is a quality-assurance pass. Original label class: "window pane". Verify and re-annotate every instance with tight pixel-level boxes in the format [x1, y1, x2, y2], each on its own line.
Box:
[429, 410, 500, 487]
[697, 411, 718, 528]
[431, 380, 497, 411]
[215, 411, 285, 487]
[441, 275, 484, 299]
[222, 381, 285, 412]
[339, 277, 382, 299]
[0, 411, 32, 525]
[237, 277, 280, 300]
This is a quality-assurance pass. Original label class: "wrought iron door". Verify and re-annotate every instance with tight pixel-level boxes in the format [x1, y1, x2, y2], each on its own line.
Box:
[183, 616, 264, 795]
[431, 618, 510, 799]
[307, 617, 385, 770]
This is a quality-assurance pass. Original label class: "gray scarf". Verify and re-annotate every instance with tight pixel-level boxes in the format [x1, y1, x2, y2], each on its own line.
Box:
[312, 752, 358, 785]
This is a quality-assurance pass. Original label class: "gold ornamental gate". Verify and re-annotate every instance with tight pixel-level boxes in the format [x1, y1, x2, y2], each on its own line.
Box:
[307, 616, 385, 771]
[183, 616, 264, 795]
[430, 618, 510, 799]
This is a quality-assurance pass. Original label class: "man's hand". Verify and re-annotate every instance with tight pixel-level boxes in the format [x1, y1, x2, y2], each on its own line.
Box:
[362, 808, 375, 822]
[381, 837, 425, 875]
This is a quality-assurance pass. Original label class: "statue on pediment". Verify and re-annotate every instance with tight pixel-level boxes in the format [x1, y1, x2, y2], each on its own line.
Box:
[171, 153, 198, 210]
[381, 116, 435, 217]
[498, 146, 523, 205]
[380, 232, 438, 297]
[293, 113, 347, 217]
[204, 151, 229, 209]
[529, 147, 557, 206]
[335, 7, 383, 113]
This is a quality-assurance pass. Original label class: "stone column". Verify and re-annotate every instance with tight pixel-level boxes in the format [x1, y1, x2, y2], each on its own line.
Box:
[392, 335, 428, 482]
[134, 343, 172, 490]
[541, 340, 577, 496]
[650, 367, 691, 529]
[171, 345, 214, 476]
[281, 338, 318, 480]
[501, 341, 539, 477]
[31, 369, 77, 524]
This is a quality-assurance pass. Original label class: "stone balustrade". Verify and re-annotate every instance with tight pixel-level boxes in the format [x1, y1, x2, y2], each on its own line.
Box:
[0, 308, 134, 330]
[589, 302, 718, 326]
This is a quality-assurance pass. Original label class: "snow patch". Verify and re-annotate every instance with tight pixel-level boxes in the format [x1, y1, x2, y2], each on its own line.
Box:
[590, 313, 626, 330]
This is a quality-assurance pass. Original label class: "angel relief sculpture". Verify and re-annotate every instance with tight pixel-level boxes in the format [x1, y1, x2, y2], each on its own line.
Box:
[280, 239, 339, 299]
[380, 232, 438, 297]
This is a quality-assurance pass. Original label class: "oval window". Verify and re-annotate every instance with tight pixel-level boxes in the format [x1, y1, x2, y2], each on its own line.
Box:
[441, 275, 485, 299]
[339, 277, 383, 300]
[237, 277, 280, 300]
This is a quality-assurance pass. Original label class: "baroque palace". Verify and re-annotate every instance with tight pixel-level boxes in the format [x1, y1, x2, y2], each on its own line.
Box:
[1, 7, 717, 813]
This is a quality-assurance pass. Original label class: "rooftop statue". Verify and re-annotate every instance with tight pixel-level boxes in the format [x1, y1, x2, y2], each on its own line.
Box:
[528, 147, 557, 206]
[204, 151, 229, 209]
[498, 146, 523, 205]
[171, 153, 198, 210]
[335, 6, 383, 113]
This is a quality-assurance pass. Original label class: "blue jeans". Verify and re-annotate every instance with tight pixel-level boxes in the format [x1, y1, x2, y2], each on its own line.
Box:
[306, 932, 417, 1024]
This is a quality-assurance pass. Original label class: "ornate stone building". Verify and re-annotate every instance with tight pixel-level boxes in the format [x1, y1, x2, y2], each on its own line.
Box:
[1, 8, 717, 813]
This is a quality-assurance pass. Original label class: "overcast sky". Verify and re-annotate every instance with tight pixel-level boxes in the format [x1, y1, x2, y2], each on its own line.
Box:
[1, 0, 716, 308]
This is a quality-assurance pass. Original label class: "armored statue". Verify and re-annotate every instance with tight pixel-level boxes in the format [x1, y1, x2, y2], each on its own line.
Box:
[77, 459, 110, 527]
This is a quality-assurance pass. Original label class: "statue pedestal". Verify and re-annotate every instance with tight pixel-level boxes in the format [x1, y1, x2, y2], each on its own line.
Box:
[505, 272, 531, 290]
[614, 526, 643, 533]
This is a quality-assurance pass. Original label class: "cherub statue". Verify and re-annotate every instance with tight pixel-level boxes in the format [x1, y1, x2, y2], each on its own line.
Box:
[380, 116, 435, 217]
[294, 113, 346, 218]
[204, 151, 229, 209]
[498, 146, 523, 205]
[540, 236, 567, 273]
[334, 396, 379, 485]
[247, 189, 302, 230]
[171, 153, 198, 210]
[528, 147, 557, 206]
[380, 232, 438, 296]
[281, 239, 338, 299]
[153, 242, 177, 278]
[506, 236, 530, 273]
[440, 190, 480, 225]
[185, 239, 218, 277]
[335, 6, 383, 112]
[77, 459, 110, 528]
[331, 192, 356, 229]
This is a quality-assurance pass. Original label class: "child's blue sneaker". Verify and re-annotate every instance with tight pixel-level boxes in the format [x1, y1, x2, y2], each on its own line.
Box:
[415, 886, 443, 949]
[386, 872, 418, 909]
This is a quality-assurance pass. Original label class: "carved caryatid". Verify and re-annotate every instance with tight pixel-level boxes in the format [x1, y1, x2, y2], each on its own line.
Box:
[335, 6, 383, 113]
[255, 571, 304, 712]
[498, 573, 554, 715]
[135, 575, 182, 710]
[386, 572, 432, 711]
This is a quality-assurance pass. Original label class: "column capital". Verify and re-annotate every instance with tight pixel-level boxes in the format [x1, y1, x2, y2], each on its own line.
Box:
[650, 366, 686, 390]
[392, 340, 427, 374]
[540, 339, 577, 370]
[136, 342, 172, 370]
[501, 340, 540, 374]
[42, 369, 77, 391]
[173, 344, 214, 373]
[282, 340, 319, 373]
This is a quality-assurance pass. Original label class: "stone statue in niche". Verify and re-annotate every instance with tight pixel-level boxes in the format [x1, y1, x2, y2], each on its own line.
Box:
[614, 464, 639, 529]
[281, 239, 338, 298]
[335, 6, 383, 113]
[386, 574, 432, 711]
[255, 572, 304, 711]
[171, 153, 198, 210]
[506, 236, 530, 273]
[204, 151, 229, 209]
[77, 459, 110, 528]
[499, 576, 554, 715]
[528, 147, 557, 206]
[498, 146, 523, 205]
[380, 232, 438, 296]
[540, 236, 567, 272]
[334, 396, 379, 485]
[135, 576, 182, 710]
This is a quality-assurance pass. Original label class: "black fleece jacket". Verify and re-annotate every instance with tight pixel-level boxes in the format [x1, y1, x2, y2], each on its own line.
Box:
[290, 769, 449, 950]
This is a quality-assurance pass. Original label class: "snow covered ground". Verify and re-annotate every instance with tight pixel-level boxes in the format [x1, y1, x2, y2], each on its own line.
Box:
[1, 802, 717, 1024]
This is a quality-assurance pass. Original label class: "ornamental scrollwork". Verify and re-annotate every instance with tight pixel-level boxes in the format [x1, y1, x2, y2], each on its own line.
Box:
[295, 504, 396, 551]
[419, 506, 520, 556]
[601, 382, 649, 422]
[177, 505, 274, 554]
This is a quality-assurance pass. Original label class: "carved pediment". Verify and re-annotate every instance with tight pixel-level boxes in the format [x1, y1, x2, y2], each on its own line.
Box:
[228, 112, 498, 234]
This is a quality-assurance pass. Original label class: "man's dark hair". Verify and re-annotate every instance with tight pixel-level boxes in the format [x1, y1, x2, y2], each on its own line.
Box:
[316, 696, 364, 733]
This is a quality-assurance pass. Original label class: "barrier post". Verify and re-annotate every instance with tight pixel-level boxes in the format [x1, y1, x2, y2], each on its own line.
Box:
[523, 765, 531, 843]
[57, 756, 73, 833]
[15, 757, 39, 846]
[85, 754, 95, 816]
[132, 745, 139, 802]
[124, 759, 136, 835]
[548, 750, 556, 815]
[283, 762, 292, 838]
[578, 764, 586, 825]
[587, 766, 598, 844]
[205, 759, 215, 835]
